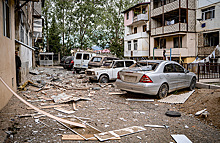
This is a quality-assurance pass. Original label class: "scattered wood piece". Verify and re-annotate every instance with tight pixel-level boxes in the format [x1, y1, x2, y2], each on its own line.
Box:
[72, 102, 78, 111]
[62, 134, 120, 141]
[16, 114, 34, 118]
[40, 104, 69, 109]
[54, 108, 75, 114]
[171, 134, 192, 143]
[126, 98, 154, 102]
[94, 126, 146, 141]
[109, 92, 124, 95]
[23, 94, 31, 99]
[72, 87, 90, 90]
[195, 109, 207, 116]
[144, 124, 169, 128]
[0, 77, 86, 128]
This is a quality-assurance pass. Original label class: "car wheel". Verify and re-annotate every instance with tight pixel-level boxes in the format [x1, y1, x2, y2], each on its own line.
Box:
[189, 77, 196, 91]
[99, 75, 109, 83]
[157, 83, 168, 99]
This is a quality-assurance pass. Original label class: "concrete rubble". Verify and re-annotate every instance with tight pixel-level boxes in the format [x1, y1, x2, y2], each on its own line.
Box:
[0, 67, 219, 142]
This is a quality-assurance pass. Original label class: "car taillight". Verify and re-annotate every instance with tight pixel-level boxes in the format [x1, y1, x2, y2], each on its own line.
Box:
[139, 74, 153, 83]
[117, 72, 121, 79]
[71, 60, 74, 64]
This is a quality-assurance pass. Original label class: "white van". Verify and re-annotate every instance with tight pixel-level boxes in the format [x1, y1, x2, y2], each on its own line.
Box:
[74, 52, 96, 73]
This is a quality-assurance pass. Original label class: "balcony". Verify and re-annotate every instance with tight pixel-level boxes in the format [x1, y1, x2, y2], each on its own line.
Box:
[151, 23, 187, 36]
[133, 14, 148, 23]
[125, 32, 148, 41]
[153, 48, 192, 57]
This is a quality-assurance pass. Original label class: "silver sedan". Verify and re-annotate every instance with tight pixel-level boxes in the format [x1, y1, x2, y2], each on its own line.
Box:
[116, 60, 197, 99]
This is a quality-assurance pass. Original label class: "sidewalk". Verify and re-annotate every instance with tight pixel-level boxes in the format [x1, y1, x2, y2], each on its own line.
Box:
[196, 78, 220, 89]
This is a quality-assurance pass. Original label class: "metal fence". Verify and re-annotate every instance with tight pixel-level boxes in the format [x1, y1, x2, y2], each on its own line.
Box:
[185, 63, 220, 81]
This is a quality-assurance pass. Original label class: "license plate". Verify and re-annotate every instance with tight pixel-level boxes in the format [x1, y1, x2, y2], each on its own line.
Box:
[124, 76, 136, 82]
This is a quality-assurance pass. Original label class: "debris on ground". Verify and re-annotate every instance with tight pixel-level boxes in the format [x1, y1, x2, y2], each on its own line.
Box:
[171, 134, 192, 143]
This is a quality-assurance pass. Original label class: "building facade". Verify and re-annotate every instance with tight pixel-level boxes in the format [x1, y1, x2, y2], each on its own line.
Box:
[196, 0, 220, 63]
[123, 2, 151, 60]
[0, 0, 16, 110]
[150, 0, 197, 63]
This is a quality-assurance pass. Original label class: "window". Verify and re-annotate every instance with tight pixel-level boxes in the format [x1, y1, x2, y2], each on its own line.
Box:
[164, 64, 175, 73]
[160, 39, 166, 49]
[128, 41, 131, 50]
[127, 12, 129, 20]
[173, 64, 184, 73]
[203, 32, 219, 47]
[3, 0, 10, 38]
[76, 53, 82, 59]
[173, 37, 182, 48]
[202, 6, 215, 21]
[134, 27, 137, 34]
[83, 54, 90, 60]
[125, 61, 134, 67]
[143, 25, 146, 32]
[114, 61, 124, 68]
[134, 40, 138, 50]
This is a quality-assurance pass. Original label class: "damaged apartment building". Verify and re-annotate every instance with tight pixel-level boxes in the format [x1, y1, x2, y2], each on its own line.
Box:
[196, 0, 220, 63]
[0, 0, 44, 110]
[150, 0, 197, 63]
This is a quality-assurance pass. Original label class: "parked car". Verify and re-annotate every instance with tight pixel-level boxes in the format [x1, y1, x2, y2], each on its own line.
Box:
[60, 56, 68, 67]
[116, 60, 197, 99]
[63, 56, 74, 70]
[85, 60, 136, 83]
[74, 52, 96, 73]
[88, 56, 119, 69]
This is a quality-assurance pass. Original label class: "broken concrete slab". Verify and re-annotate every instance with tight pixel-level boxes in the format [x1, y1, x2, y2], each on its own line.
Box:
[51, 93, 72, 103]
[158, 90, 195, 104]
[94, 126, 146, 141]
[171, 134, 192, 143]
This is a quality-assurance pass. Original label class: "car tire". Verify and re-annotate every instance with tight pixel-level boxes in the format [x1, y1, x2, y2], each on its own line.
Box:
[157, 83, 168, 99]
[189, 77, 196, 91]
[99, 75, 109, 83]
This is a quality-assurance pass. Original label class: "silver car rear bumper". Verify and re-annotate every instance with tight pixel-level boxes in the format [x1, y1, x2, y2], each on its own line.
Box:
[116, 79, 160, 95]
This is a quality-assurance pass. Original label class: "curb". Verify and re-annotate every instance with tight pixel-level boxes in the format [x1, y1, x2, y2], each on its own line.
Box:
[196, 82, 220, 89]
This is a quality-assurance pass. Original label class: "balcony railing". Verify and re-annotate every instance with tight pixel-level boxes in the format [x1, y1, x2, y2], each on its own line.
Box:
[133, 14, 148, 23]
[153, 47, 194, 57]
[125, 32, 148, 41]
[151, 23, 187, 36]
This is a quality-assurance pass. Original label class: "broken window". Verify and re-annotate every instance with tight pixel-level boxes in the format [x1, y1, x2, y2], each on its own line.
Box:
[173, 37, 182, 48]
[202, 6, 215, 21]
[3, 0, 10, 38]
[134, 27, 137, 34]
[128, 41, 131, 50]
[143, 25, 146, 32]
[203, 32, 219, 47]
[134, 40, 138, 50]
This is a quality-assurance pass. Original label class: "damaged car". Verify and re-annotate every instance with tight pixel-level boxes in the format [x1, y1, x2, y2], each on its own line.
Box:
[85, 60, 136, 83]
[116, 60, 196, 99]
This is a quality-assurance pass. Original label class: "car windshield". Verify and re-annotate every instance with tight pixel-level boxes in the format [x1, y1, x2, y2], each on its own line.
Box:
[130, 61, 160, 71]
[91, 57, 102, 62]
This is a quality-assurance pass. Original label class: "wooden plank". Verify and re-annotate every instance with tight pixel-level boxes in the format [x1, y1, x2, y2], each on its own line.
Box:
[62, 134, 120, 141]
[40, 104, 69, 109]
[0, 77, 86, 128]
[54, 108, 75, 114]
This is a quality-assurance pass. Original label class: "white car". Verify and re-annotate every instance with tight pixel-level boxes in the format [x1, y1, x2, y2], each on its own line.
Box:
[85, 60, 136, 83]
[116, 60, 197, 98]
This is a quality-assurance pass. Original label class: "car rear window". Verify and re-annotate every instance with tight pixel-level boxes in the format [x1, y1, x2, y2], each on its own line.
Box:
[125, 61, 134, 67]
[91, 57, 102, 62]
[132, 62, 159, 71]
[76, 53, 82, 59]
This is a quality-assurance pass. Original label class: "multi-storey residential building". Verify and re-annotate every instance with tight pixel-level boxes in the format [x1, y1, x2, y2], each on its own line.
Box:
[123, 2, 150, 60]
[196, 0, 220, 63]
[150, 0, 196, 63]
[0, 0, 44, 110]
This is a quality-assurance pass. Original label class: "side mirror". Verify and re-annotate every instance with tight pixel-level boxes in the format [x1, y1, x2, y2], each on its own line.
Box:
[185, 70, 189, 74]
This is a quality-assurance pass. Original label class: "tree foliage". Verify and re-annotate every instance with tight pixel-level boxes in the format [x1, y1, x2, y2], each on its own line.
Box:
[43, 0, 144, 58]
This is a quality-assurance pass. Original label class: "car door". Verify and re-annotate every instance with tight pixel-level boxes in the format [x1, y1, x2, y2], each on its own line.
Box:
[74, 53, 82, 68]
[173, 64, 186, 88]
[163, 63, 178, 91]
[112, 61, 125, 79]
[82, 53, 90, 69]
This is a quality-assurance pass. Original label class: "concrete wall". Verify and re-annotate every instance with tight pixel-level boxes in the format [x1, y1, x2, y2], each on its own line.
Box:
[0, 0, 16, 110]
